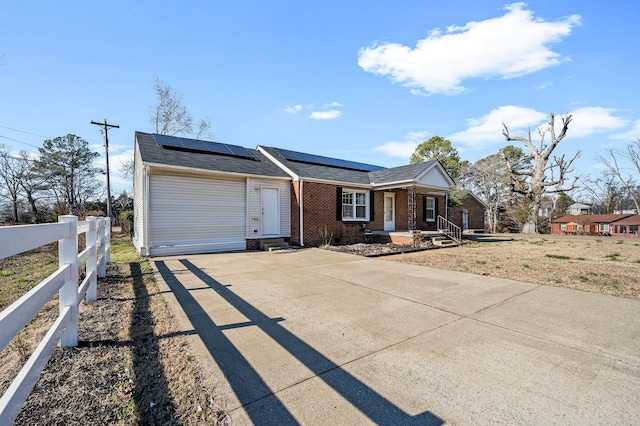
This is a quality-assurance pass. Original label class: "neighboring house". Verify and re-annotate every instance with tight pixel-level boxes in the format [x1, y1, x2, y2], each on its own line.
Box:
[449, 190, 487, 232]
[610, 215, 640, 237]
[257, 146, 457, 247]
[567, 202, 592, 215]
[613, 199, 639, 215]
[133, 132, 292, 256]
[551, 214, 634, 236]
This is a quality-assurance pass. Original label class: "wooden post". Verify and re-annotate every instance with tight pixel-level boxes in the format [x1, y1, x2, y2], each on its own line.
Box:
[58, 215, 78, 348]
[98, 218, 106, 278]
[86, 217, 97, 302]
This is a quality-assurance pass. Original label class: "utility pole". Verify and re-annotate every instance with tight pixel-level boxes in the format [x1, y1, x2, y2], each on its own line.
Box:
[91, 119, 119, 221]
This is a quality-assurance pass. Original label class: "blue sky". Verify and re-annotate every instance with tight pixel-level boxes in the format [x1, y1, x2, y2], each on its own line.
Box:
[1, 1, 638, 195]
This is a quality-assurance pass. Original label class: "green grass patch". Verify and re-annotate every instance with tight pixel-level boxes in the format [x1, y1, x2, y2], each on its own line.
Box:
[616, 240, 625, 244]
[576, 257, 586, 261]
[522, 263, 530, 269]
[475, 260, 487, 265]
[596, 239, 603, 243]
[578, 275, 589, 282]
[545, 254, 571, 260]
[605, 252, 621, 261]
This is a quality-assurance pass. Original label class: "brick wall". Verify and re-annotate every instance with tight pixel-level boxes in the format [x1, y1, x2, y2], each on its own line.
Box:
[290, 182, 451, 247]
[300, 181, 370, 246]
[449, 195, 486, 231]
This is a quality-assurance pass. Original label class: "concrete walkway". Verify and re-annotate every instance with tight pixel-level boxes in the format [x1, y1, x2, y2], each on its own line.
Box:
[151, 248, 640, 425]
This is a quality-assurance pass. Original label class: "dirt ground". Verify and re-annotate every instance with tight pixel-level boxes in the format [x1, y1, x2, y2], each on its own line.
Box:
[385, 234, 640, 300]
[1, 234, 228, 425]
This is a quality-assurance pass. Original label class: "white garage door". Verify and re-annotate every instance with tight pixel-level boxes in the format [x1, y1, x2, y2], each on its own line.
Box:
[149, 174, 246, 256]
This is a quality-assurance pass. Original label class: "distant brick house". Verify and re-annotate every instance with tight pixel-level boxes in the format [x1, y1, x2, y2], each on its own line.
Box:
[551, 214, 634, 236]
[610, 215, 640, 237]
[449, 190, 486, 233]
[258, 146, 457, 246]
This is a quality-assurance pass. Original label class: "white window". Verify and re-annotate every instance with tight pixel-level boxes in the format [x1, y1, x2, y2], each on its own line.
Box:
[342, 189, 369, 221]
[560, 223, 567, 231]
[599, 223, 610, 233]
[425, 197, 435, 222]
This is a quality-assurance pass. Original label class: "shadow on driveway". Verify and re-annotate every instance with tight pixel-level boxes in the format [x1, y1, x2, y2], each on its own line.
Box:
[154, 259, 444, 425]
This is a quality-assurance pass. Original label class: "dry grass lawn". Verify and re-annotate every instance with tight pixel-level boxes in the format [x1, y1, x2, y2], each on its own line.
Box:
[388, 235, 640, 300]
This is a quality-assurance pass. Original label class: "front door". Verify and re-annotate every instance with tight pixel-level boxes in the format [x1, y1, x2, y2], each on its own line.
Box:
[384, 193, 395, 231]
[462, 211, 469, 230]
[262, 187, 279, 235]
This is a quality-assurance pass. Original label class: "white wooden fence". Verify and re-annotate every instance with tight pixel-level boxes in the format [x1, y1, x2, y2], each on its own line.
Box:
[0, 215, 111, 424]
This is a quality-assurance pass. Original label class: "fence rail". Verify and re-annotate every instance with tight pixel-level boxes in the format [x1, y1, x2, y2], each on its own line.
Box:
[0, 215, 110, 424]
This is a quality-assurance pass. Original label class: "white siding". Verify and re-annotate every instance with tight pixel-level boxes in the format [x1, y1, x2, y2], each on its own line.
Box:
[148, 172, 246, 256]
[417, 167, 452, 189]
[132, 144, 146, 254]
[246, 178, 291, 238]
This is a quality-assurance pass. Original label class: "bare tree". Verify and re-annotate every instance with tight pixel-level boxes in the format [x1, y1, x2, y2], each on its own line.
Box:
[582, 172, 626, 214]
[596, 139, 640, 213]
[149, 78, 211, 138]
[0, 145, 29, 222]
[502, 112, 580, 234]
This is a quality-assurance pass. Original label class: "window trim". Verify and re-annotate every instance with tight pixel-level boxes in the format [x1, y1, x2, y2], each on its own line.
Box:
[425, 196, 436, 222]
[340, 188, 370, 221]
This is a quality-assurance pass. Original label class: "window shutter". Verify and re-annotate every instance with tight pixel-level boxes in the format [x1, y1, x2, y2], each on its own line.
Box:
[369, 191, 374, 221]
[336, 187, 343, 221]
[435, 197, 439, 221]
[422, 196, 427, 222]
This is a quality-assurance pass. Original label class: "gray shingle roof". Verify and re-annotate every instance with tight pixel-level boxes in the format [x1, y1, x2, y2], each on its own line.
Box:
[258, 146, 373, 184]
[368, 161, 437, 184]
[260, 146, 453, 187]
[135, 132, 290, 178]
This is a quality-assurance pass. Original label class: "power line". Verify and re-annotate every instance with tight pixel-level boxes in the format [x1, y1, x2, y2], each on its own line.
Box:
[0, 125, 51, 138]
[0, 134, 43, 150]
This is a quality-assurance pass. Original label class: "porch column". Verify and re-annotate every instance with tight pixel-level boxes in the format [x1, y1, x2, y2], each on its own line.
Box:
[408, 186, 416, 232]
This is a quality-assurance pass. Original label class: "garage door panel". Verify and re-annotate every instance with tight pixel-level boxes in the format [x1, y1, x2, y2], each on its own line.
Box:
[149, 174, 246, 254]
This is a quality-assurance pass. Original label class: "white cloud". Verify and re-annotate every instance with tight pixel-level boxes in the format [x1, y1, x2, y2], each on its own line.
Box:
[358, 3, 581, 95]
[566, 107, 628, 138]
[284, 104, 303, 114]
[309, 110, 342, 120]
[374, 131, 429, 158]
[610, 119, 640, 141]
[448, 105, 547, 149]
[284, 102, 343, 120]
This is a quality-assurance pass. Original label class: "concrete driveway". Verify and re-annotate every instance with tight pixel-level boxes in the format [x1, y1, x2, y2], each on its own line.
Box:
[151, 248, 640, 425]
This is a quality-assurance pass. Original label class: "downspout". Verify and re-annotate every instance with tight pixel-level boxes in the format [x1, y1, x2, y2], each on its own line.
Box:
[299, 179, 304, 246]
[445, 190, 449, 222]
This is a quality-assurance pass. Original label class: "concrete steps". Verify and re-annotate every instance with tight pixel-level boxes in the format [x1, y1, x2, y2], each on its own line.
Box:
[260, 238, 290, 251]
[432, 235, 459, 247]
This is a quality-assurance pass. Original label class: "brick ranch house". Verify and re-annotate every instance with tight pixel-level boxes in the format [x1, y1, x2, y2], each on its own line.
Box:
[551, 214, 636, 236]
[257, 146, 457, 247]
[133, 132, 460, 256]
[610, 215, 640, 237]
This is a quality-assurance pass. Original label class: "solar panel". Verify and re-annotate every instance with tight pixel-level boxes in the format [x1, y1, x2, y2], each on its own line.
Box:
[153, 133, 183, 148]
[152, 134, 257, 160]
[179, 137, 209, 152]
[273, 147, 383, 172]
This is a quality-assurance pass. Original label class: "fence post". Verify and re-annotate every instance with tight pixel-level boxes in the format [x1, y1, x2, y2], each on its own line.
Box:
[105, 219, 111, 263]
[86, 216, 97, 302]
[98, 218, 106, 278]
[59, 215, 79, 348]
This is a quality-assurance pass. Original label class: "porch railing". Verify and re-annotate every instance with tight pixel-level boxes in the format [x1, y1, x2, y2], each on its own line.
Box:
[437, 215, 461, 242]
